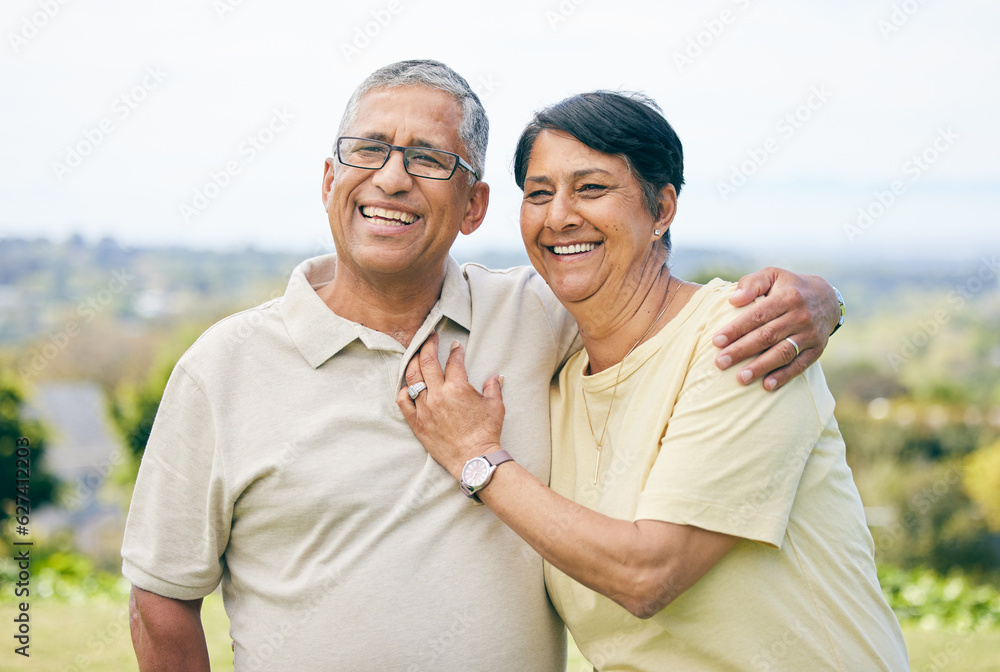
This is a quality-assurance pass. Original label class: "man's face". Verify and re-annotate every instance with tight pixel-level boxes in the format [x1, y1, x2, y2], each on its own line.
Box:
[322, 85, 488, 284]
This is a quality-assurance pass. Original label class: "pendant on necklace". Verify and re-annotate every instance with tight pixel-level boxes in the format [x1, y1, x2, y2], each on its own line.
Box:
[593, 445, 602, 484]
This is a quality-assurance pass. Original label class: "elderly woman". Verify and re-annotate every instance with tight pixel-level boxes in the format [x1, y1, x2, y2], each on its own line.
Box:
[399, 92, 908, 670]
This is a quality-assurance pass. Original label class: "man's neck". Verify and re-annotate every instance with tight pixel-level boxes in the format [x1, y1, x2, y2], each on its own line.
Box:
[316, 258, 447, 348]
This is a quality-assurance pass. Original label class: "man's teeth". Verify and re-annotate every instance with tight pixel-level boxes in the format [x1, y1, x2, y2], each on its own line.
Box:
[361, 206, 417, 225]
[551, 243, 597, 255]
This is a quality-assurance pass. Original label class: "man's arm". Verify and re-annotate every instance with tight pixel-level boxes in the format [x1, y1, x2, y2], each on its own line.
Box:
[129, 585, 211, 672]
[713, 267, 840, 390]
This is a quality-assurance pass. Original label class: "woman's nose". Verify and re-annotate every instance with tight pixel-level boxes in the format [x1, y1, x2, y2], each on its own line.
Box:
[545, 192, 583, 231]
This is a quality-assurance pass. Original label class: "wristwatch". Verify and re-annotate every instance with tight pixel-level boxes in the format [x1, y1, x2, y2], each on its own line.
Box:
[830, 286, 846, 335]
[460, 449, 514, 501]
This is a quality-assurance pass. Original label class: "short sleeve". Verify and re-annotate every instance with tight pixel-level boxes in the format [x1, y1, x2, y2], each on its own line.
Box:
[121, 363, 232, 599]
[634, 311, 825, 548]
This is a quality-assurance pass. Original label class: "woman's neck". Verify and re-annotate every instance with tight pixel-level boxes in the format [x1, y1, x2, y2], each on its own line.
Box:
[571, 245, 698, 374]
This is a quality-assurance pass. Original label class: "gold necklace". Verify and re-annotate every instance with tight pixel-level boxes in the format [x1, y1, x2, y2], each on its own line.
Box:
[583, 276, 677, 485]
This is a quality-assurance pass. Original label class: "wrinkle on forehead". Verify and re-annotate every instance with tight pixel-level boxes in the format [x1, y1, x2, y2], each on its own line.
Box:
[348, 86, 464, 153]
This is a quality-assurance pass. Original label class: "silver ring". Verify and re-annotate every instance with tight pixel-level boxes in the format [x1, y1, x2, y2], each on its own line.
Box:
[407, 382, 427, 401]
[784, 337, 800, 357]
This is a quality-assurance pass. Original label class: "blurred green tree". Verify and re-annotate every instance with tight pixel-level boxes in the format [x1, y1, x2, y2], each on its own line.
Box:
[964, 438, 1000, 532]
[0, 373, 58, 526]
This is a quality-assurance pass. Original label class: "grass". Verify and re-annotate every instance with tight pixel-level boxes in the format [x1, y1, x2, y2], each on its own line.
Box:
[2, 596, 998, 670]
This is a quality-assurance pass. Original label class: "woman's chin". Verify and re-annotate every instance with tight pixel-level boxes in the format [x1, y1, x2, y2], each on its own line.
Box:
[546, 277, 598, 307]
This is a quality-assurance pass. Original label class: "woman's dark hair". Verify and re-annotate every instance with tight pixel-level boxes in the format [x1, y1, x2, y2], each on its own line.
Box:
[513, 91, 684, 250]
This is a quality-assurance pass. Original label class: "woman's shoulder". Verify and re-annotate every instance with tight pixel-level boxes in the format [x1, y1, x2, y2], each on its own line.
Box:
[670, 278, 746, 334]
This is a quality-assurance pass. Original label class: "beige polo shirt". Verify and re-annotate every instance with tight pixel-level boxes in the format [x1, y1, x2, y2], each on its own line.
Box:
[122, 254, 580, 671]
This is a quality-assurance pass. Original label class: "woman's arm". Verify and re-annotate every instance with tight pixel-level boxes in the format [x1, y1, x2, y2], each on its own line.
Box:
[397, 336, 736, 619]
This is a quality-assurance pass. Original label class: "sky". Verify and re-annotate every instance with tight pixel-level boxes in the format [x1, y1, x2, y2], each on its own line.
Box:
[2, 0, 998, 262]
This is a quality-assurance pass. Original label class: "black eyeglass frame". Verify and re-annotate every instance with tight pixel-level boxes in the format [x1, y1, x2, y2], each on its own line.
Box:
[335, 136, 480, 181]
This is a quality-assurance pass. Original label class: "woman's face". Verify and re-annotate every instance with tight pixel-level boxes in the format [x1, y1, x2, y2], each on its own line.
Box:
[519, 129, 674, 307]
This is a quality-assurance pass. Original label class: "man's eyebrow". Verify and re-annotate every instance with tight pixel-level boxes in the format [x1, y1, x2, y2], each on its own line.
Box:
[356, 132, 392, 142]
[354, 132, 444, 150]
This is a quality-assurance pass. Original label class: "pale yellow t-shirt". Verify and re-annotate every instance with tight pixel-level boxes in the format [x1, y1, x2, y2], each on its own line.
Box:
[545, 279, 908, 671]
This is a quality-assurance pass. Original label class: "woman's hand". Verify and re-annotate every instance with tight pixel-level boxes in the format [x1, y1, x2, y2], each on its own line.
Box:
[712, 268, 839, 390]
[396, 334, 506, 481]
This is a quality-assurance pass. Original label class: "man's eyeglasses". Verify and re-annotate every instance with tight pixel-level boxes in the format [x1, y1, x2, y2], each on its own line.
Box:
[335, 136, 480, 181]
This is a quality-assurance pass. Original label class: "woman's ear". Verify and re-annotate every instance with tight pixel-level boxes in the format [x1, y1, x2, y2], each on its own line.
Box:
[652, 183, 677, 240]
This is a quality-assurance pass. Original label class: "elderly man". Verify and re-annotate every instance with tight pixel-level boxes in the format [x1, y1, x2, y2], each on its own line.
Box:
[123, 60, 842, 671]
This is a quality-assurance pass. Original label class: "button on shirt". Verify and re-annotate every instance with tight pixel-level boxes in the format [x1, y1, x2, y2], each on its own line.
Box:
[121, 254, 581, 671]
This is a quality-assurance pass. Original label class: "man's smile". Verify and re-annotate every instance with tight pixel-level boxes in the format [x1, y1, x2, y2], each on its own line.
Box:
[360, 205, 418, 226]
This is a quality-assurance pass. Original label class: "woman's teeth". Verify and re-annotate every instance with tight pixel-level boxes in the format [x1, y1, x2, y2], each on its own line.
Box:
[552, 243, 597, 255]
[361, 206, 417, 226]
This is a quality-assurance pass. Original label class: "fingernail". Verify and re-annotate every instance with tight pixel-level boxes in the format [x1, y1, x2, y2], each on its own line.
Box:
[765, 377, 777, 390]
[739, 369, 753, 384]
[498, 375, 505, 388]
[713, 334, 729, 347]
[451, 340, 461, 351]
[717, 354, 732, 369]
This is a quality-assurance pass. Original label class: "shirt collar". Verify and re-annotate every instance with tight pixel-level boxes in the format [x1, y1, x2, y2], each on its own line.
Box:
[278, 254, 472, 368]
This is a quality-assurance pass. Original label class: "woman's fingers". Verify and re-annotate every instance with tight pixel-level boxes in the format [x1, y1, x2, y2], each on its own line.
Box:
[418, 333, 445, 389]
[443, 340, 470, 385]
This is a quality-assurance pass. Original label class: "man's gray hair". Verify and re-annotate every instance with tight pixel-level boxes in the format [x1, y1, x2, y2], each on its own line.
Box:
[337, 60, 489, 182]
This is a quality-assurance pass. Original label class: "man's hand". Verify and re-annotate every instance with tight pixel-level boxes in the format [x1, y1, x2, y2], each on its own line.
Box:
[130, 585, 211, 672]
[713, 267, 839, 390]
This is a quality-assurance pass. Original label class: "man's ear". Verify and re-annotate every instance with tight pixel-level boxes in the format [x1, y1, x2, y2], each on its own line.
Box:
[321, 158, 336, 208]
[459, 181, 490, 236]
[652, 183, 677, 240]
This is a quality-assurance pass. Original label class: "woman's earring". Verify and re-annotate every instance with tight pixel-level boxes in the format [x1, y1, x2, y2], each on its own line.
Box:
[654, 229, 661, 236]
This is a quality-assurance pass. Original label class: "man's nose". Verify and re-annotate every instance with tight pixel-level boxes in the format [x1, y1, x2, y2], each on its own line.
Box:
[371, 148, 413, 194]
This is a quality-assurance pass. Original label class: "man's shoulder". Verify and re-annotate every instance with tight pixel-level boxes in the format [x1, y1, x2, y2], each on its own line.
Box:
[459, 261, 552, 299]
[460, 261, 538, 281]
[179, 296, 285, 366]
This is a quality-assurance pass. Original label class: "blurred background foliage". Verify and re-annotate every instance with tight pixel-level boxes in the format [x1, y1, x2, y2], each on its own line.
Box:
[2, 236, 999, 645]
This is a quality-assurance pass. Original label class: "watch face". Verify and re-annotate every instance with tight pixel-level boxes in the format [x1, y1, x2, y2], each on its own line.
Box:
[463, 457, 490, 487]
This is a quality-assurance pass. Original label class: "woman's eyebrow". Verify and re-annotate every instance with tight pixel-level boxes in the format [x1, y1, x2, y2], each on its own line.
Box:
[525, 168, 613, 184]
[572, 168, 613, 179]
